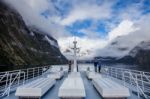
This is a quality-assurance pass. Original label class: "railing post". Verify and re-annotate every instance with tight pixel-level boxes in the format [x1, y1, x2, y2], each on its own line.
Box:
[7, 74, 12, 96]
[5, 72, 9, 90]
[123, 71, 125, 86]
[18, 71, 21, 86]
[141, 72, 144, 91]
[135, 74, 140, 98]
[115, 68, 117, 78]
[26, 69, 28, 82]
[23, 72, 25, 85]
[33, 68, 35, 79]
[38, 67, 40, 78]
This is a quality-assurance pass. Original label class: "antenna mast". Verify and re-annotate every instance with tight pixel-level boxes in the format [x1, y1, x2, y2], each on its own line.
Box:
[73, 36, 78, 72]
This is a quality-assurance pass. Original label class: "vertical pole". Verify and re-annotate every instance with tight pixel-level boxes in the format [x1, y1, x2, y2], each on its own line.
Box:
[73, 40, 77, 72]
[33, 68, 35, 79]
[5, 72, 9, 90]
[8, 74, 12, 96]
[18, 71, 21, 86]
[141, 72, 144, 90]
[23, 72, 25, 85]
[38, 67, 40, 78]
[27, 69, 28, 82]
[136, 74, 140, 98]
[123, 70, 125, 86]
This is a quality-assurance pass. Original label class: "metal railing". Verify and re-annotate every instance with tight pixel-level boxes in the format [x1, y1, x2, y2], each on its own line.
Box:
[0, 65, 51, 97]
[101, 66, 150, 99]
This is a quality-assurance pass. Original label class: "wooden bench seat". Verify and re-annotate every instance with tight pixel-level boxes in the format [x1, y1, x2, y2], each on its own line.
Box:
[68, 72, 81, 78]
[59, 77, 85, 98]
[47, 71, 64, 80]
[92, 78, 130, 98]
[86, 71, 101, 80]
[15, 78, 56, 98]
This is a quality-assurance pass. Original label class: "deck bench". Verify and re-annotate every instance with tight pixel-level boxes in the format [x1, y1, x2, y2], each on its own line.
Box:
[92, 78, 130, 98]
[68, 72, 81, 78]
[86, 71, 102, 80]
[47, 71, 64, 80]
[59, 77, 85, 99]
[15, 78, 56, 98]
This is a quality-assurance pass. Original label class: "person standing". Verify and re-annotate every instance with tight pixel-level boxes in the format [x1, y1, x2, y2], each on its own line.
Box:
[94, 58, 98, 72]
[68, 60, 72, 72]
[97, 61, 101, 73]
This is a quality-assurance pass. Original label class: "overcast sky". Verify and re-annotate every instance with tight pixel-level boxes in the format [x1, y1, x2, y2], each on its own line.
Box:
[3, 0, 150, 59]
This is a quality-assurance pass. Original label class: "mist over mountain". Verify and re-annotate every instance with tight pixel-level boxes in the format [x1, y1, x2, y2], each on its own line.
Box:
[0, 1, 67, 71]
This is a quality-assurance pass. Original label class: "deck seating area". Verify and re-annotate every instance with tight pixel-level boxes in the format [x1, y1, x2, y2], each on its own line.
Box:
[15, 78, 56, 98]
[1, 65, 142, 99]
[92, 78, 130, 98]
[86, 71, 101, 80]
[68, 72, 81, 78]
[50, 65, 69, 73]
[47, 71, 64, 80]
[58, 76, 85, 98]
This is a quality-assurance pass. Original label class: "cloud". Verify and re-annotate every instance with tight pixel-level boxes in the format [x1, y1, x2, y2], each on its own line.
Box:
[3, 0, 71, 39]
[59, 19, 140, 59]
[98, 14, 150, 58]
[2, 0, 149, 60]
[58, 36, 107, 60]
[60, 2, 112, 26]
[107, 20, 139, 41]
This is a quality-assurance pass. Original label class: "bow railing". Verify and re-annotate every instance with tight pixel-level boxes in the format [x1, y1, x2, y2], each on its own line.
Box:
[101, 66, 150, 99]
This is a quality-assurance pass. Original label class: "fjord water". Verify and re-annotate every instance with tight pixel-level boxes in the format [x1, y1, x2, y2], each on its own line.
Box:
[80, 63, 150, 72]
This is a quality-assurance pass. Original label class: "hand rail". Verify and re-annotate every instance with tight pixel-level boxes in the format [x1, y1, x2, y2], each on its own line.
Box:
[0, 65, 51, 97]
[101, 66, 150, 99]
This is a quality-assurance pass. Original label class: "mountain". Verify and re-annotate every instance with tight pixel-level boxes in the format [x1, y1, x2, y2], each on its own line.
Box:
[119, 41, 150, 69]
[0, 1, 67, 71]
[97, 40, 150, 70]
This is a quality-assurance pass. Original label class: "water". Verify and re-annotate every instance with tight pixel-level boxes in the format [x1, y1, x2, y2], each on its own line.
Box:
[105, 63, 150, 72]
[79, 63, 150, 72]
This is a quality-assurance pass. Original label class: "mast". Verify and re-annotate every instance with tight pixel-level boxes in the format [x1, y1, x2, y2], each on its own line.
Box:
[73, 37, 78, 72]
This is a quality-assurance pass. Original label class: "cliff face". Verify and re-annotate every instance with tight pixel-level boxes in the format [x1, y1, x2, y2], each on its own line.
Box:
[129, 41, 150, 69]
[115, 41, 150, 70]
[0, 2, 67, 71]
[96, 41, 150, 71]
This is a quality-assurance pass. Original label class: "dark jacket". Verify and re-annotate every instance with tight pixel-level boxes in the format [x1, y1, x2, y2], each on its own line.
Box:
[97, 61, 101, 67]
[94, 60, 98, 67]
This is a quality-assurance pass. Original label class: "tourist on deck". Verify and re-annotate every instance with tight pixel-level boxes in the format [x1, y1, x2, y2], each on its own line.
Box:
[94, 58, 98, 72]
[98, 61, 101, 73]
[68, 60, 72, 72]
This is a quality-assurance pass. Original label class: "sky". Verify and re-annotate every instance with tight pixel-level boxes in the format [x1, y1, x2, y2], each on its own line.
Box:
[3, 0, 150, 59]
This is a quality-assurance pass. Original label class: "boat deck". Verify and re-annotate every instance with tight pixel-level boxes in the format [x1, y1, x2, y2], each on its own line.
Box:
[3, 72, 138, 99]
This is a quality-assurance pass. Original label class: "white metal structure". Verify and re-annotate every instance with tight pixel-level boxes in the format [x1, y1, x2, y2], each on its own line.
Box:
[47, 71, 64, 80]
[92, 78, 130, 98]
[0, 66, 51, 98]
[0, 64, 150, 99]
[58, 77, 86, 98]
[58, 39, 86, 98]
[86, 71, 102, 80]
[68, 72, 81, 78]
[15, 78, 56, 97]
[101, 66, 150, 99]
[72, 39, 78, 72]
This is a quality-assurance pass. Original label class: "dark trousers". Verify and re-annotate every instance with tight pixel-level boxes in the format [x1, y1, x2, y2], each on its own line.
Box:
[68, 65, 71, 72]
[94, 66, 97, 72]
[98, 66, 101, 73]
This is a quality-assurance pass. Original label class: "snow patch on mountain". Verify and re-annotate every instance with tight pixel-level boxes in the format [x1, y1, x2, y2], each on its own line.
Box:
[44, 35, 59, 48]
[129, 41, 150, 57]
